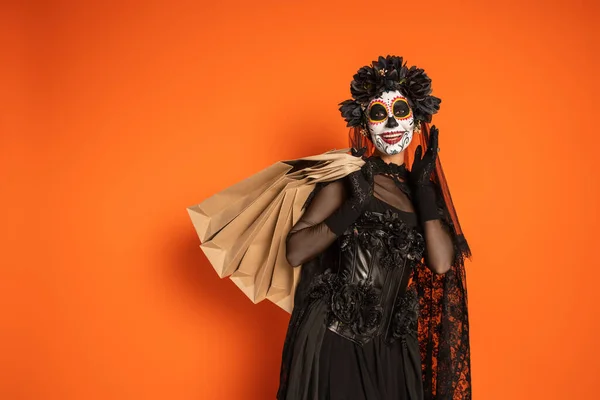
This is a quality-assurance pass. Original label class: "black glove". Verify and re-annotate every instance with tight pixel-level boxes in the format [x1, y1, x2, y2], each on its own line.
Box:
[410, 126, 441, 223]
[324, 160, 374, 235]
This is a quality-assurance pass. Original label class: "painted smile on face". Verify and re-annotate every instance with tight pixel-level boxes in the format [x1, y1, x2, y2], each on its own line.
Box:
[366, 90, 416, 155]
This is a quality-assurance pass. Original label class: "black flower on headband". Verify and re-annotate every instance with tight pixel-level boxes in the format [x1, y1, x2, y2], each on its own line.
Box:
[339, 55, 441, 127]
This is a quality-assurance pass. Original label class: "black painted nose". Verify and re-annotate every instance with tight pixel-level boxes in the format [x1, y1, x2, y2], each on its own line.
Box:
[385, 116, 399, 128]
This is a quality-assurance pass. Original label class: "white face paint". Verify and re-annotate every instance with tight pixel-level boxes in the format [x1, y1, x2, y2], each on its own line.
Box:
[366, 90, 416, 155]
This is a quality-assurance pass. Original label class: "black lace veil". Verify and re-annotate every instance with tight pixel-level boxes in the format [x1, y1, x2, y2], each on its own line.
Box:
[349, 123, 472, 399]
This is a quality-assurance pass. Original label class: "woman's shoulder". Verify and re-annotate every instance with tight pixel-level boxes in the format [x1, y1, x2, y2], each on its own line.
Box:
[302, 177, 348, 211]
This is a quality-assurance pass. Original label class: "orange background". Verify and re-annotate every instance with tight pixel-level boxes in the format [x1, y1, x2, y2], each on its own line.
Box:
[2, 0, 599, 399]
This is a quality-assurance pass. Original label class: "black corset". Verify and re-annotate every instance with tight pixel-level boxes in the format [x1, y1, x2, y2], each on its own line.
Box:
[308, 209, 425, 345]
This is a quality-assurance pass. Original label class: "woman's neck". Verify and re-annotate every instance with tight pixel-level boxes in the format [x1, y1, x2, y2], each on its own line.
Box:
[373, 149, 405, 166]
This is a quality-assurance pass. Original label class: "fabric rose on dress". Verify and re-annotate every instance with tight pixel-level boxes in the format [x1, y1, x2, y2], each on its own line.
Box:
[352, 209, 425, 268]
[390, 285, 419, 344]
[379, 247, 404, 270]
[308, 270, 340, 300]
[406, 231, 425, 261]
[329, 280, 384, 337]
[331, 284, 364, 325]
[353, 296, 384, 337]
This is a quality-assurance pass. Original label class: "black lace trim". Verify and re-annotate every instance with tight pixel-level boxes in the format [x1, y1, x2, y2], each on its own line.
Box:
[365, 155, 409, 179]
[363, 155, 413, 198]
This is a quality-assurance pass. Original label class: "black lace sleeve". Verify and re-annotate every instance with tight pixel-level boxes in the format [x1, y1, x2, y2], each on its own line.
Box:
[285, 179, 347, 267]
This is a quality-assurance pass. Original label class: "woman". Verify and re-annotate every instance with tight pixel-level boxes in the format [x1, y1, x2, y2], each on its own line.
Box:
[276, 56, 472, 400]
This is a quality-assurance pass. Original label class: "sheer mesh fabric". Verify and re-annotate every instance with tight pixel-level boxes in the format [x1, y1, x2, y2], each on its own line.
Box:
[286, 169, 454, 277]
[373, 174, 415, 213]
[286, 175, 415, 268]
[374, 174, 454, 274]
[285, 180, 344, 267]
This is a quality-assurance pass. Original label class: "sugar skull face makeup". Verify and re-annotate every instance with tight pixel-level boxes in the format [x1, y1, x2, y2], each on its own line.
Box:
[366, 90, 416, 155]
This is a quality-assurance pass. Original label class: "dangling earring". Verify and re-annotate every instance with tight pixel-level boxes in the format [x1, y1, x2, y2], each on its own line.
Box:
[414, 120, 421, 134]
[360, 127, 368, 137]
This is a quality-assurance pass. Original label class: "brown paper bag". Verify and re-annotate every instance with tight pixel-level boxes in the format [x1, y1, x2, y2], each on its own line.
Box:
[187, 149, 365, 313]
[191, 156, 339, 279]
[187, 162, 292, 243]
[196, 171, 299, 278]
[245, 186, 297, 303]
[266, 184, 313, 309]
[229, 186, 288, 295]
[230, 177, 311, 304]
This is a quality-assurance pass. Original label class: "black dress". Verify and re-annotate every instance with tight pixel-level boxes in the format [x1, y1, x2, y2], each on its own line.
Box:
[277, 164, 437, 400]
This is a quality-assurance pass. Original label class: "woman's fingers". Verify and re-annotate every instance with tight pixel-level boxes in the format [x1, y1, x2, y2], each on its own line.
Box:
[414, 145, 423, 162]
